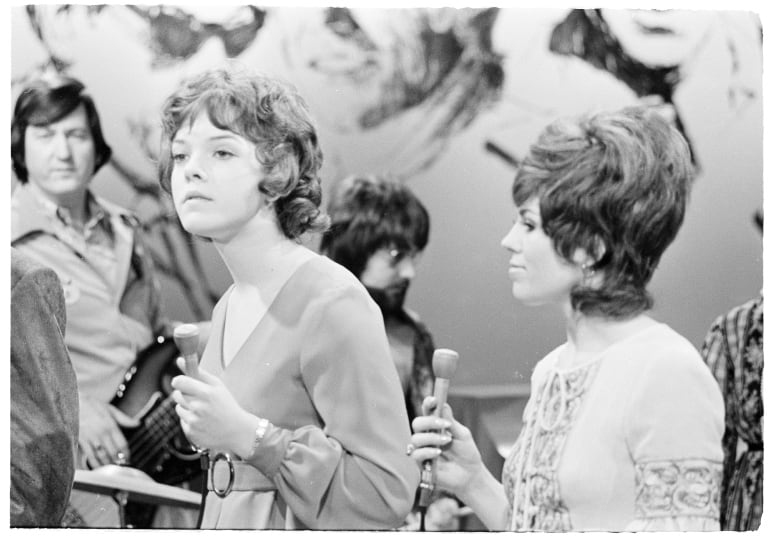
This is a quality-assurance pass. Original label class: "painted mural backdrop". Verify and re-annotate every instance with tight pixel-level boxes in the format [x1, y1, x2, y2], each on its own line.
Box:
[11, 6, 763, 385]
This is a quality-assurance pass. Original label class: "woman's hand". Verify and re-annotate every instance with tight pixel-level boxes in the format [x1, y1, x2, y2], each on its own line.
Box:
[425, 496, 468, 531]
[170, 357, 257, 457]
[78, 396, 134, 469]
[409, 396, 485, 500]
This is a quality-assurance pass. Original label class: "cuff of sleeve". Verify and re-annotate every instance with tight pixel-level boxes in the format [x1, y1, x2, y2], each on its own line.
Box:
[243, 423, 291, 479]
[626, 516, 720, 532]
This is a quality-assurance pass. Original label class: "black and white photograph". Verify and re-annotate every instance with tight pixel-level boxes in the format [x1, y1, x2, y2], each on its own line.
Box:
[7, 1, 769, 533]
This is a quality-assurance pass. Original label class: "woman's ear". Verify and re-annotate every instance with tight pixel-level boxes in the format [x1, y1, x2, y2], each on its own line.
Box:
[573, 236, 606, 269]
[257, 180, 279, 207]
[572, 248, 594, 268]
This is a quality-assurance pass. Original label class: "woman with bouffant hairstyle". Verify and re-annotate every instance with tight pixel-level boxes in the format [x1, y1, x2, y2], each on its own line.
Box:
[511, 106, 692, 319]
[160, 64, 418, 530]
[409, 107, 724, 531]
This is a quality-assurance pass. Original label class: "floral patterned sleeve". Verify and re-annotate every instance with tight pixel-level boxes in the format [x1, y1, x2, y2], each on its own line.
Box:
[700, 313, 737, 524]
[624, 346, 725, 531]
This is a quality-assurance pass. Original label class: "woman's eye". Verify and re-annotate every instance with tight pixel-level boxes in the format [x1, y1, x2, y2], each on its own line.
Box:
[214, 150, 234, 159]
[515, 218, 534, 231]
[513, 217, 533, 231]
[171, 153, 188, 163]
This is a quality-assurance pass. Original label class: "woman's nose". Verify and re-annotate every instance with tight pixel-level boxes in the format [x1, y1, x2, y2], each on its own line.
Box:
[500, 222, 522, 252]
[183, 154, 205, 182]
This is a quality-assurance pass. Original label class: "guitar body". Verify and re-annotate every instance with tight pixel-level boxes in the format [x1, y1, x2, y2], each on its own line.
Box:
[70, 337, 202, 528]
[111, 335, 202, 486]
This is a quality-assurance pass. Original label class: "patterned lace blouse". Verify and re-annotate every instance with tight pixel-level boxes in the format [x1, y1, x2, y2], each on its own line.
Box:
[502, 322, 724, 531]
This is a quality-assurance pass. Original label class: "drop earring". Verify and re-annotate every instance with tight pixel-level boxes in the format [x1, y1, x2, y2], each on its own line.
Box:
[581, 263, 595, 280]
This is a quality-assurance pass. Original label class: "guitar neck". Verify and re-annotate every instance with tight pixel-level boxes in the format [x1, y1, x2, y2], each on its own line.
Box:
[126, 397, 181, 469]
[112, 336, 200, 484]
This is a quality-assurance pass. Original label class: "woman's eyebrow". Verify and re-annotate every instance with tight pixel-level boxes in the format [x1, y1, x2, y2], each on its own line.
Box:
[519, 208, 539, 218]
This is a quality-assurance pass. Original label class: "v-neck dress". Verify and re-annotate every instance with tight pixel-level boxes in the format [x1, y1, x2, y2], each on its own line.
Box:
[502, 323, 725, 531]
[198, 255, 418, 529]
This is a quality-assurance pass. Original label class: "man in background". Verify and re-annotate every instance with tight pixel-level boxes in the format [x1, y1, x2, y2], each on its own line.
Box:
[321, 175, 434, 422]
[11, 73, 196, 527]
[320, 174, 460, 531]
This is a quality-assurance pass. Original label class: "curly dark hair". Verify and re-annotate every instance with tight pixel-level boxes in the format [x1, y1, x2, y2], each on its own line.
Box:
[512, 106, 694, 318]
[158, 64, 329, 239]
[320, 174, 429, 278]
[12, 74, 112, 183]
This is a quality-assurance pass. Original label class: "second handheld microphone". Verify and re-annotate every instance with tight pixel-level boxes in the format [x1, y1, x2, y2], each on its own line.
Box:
[418, 348, 459, 508]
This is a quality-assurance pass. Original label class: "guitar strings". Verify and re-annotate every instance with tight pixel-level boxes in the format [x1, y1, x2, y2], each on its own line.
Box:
[128, 398, 182, 468]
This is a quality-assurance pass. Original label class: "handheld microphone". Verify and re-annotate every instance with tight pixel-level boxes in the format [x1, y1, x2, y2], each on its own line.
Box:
[173, 323, 201, 378]
[173, 323, 209, 528]
[419, 348, 459, 509]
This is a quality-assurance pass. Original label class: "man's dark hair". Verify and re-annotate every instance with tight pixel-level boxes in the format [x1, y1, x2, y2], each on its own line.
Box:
[320, 175, 430, 278]
[12, 74, 112, 183]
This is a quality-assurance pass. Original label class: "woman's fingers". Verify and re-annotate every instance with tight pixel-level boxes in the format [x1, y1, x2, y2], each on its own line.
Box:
[411, 430, 453, 449]
[412, 414, 451, 433]
[421, 395, 438, 415]
[421, 397, 455, 421]
[174, 403, 196, 423]
[170, 389, 186, 406]
[410, 446, 442, 464]
[170, 374, 207, 398]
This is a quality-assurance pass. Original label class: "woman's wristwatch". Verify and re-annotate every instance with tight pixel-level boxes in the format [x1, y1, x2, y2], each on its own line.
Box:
[246, 417, 270, 459]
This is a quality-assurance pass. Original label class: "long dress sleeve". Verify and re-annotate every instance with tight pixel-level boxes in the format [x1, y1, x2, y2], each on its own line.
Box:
[244, 282, 419, 529]
[624, 345, 725, 531]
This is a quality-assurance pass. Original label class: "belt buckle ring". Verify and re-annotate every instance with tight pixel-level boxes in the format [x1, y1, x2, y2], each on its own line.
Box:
[211, 452, 235, 498]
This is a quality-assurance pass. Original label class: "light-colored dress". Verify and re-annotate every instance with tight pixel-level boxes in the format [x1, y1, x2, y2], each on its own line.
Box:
[198, 255, 419, 529]
[502, 322, 724, 531]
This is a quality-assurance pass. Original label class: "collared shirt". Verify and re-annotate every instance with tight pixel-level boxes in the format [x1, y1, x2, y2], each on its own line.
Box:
[26, 183, 119, 294]
[12, 182, 163, 403]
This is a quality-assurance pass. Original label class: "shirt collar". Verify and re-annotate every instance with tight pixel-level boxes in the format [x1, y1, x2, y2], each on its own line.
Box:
[11, 182, 113, 242]
[56, 190, 109, 233]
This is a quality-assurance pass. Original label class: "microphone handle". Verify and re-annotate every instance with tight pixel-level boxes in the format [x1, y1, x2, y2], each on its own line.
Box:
[431, 378, 450, 419]
[419, 377, 451, 508]
[182, 352, 200, 378]
[180, 352, 206, 453]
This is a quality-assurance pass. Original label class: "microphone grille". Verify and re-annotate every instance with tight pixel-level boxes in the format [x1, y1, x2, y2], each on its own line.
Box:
[173, 323, 200, 356]
[432, 348, 459, 379]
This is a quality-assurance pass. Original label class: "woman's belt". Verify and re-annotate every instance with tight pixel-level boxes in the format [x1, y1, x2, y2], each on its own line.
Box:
[208, 452, 276, 497]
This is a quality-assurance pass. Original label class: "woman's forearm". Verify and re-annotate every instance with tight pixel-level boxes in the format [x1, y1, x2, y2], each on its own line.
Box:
[457, 464, 509, 530]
